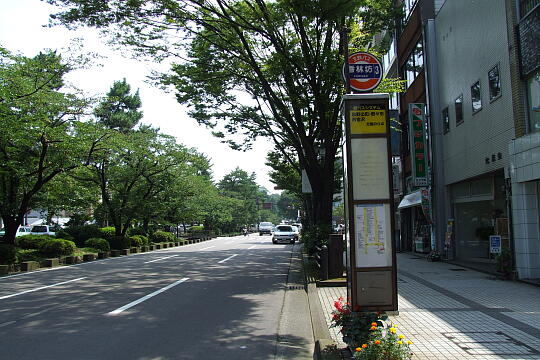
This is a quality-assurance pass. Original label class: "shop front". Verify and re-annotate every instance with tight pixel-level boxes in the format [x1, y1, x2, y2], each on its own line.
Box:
[449, 172, 508, 270]
[398, 189, 432, 254]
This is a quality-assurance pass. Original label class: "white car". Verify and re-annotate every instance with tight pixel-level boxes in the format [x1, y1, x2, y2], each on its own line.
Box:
[0, 226, 32, 238]
[30, 225, 56, 236]
[272, 225, 298, 244]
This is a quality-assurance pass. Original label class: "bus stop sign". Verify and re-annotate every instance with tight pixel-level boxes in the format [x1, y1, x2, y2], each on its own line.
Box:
[343, 52, 383, 92]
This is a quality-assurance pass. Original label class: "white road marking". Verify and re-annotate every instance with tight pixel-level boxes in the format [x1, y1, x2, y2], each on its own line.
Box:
[199, 246, 215, 251]
[247, 245, 257, 249]
[144, 254, 179, 264]
[107, 277, 189, 315]
[218, 254, 238, 264]
[0, 277, 87, 300]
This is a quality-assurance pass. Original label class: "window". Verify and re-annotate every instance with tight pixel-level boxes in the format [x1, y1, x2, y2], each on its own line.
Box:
[488, 64, 501, 101]
[520, 0, 540, 18]
[455, 95, 464, 125]
[442, 107, 450, 133]
[528, 71, 540, 132]
[403, 38, 424, 88]
[471, 81, 482, 113]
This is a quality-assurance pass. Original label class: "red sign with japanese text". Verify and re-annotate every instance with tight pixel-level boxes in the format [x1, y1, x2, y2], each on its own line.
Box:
[343, 52, 383, 92]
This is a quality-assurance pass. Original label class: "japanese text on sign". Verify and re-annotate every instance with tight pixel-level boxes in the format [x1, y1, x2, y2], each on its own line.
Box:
[350, 104, 387, 134]
[408, 104, 428, 187]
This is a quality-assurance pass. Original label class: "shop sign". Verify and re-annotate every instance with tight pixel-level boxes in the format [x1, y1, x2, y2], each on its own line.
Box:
[408, 103, 429, 187]
[350, 104, 387, 134]
[489, 235, 502, 254]
[343, 52, 383, 92]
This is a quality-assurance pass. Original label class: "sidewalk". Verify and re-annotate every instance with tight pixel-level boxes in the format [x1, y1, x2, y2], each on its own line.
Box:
[317, 253, 540, 359]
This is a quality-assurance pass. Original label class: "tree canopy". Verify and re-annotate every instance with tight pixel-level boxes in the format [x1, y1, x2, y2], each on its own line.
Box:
[47, 0, 401, 230]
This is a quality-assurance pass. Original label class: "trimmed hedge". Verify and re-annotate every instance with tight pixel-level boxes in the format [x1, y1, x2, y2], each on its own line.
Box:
[0, 244, 16, 265]
[99, 227, 116, 239]
[17, 235, 55, 250]
[150, 231, 175, 243]
[38, 239, 76, 257]
[57, 224, 103, 246]
[129, 235, 149, 247]
[108, 236, 131, 250]
[84, 238, 110, 252]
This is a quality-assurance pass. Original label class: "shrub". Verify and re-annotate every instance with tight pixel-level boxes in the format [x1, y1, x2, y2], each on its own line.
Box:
[84, 238, 110, 252]
[302, 224, 331, 255]
[17, 235, 54, 249]
[150, 230, 174, 243]
[16, 249, 41, 263]
[38, 239, 76, 257]
[190, 225, 204, 232]
[58, 224, 102, 246]
[99, 227, 116, 240]
[353, 323, 413, 359]
[129, 235, 149, 247]
[127, 227, 148, 237]
[108, 236, 131, 250]
[330, 297, 388, 348]
[0, 244, 16, 264]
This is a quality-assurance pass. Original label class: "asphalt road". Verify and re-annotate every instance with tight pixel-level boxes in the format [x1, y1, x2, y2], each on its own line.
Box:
[0, 234, 314, 360]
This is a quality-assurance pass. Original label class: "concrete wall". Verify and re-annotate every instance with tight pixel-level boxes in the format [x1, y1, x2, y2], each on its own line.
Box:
[435, 0, 515, 185]
[509, 134, 540, 279]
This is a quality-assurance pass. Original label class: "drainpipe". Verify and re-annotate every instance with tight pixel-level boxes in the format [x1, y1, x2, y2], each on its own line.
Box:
[422, 19, 446, 253]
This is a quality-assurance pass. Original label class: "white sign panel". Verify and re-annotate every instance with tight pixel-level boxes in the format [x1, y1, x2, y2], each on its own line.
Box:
[354, 204, 392, 267]
[489, 235, 502, 254]
[351, 138, 389, 200]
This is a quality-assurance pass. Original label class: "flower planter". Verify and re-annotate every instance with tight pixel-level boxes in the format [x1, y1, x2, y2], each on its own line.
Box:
[120, 249, 130, 256]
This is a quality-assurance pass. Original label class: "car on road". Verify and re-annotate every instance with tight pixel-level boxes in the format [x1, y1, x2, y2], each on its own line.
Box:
[272, 225, 298, 244]
[258, 222, 274, 235]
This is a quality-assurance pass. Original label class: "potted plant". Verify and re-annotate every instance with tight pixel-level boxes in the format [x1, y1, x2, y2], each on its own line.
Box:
[496, 247, 513, 278]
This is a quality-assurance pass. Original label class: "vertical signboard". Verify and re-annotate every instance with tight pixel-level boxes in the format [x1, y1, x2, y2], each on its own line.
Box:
[342, 93, 397, 311]
[408, 104, 429, 187]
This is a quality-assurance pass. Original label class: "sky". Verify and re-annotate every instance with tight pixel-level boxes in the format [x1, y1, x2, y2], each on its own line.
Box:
[0, 0, 278, 193]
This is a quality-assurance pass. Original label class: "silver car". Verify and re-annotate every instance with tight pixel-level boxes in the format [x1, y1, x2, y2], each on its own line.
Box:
[272, 225, 298, 244]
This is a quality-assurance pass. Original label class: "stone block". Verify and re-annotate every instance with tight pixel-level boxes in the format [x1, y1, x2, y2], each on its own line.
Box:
[64, 256, 79, 265]
[44, 258, 59, 267]
[0, 265, 10, 275]
[21, 261, 39, 272]
[120, 249, 130, 256]
[98, 252, 109, 259]
[83, 254, 96, 262]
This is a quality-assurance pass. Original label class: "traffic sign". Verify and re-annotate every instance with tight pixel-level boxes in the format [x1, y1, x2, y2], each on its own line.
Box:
[489, 235, 502, 254]
[343, 52, 383, 92]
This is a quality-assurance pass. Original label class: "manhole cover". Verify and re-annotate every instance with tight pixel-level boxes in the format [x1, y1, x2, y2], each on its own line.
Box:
[449, 268, 467, 271]
[443, 331, 540, 356]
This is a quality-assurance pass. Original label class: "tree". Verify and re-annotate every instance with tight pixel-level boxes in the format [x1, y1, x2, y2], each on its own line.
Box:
[0, 47, 101, 245]
[94, 78, 143, 132]
[47, 0, 401, 230]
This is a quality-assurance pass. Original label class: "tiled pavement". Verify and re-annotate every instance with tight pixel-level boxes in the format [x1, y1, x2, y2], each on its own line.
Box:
[317, 253, 540, 359]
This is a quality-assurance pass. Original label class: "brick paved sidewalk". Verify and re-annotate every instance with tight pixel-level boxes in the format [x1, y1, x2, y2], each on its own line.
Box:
[318, 253, 540, 359]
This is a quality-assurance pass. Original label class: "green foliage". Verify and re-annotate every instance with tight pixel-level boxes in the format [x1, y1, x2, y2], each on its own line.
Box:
[99, 227, 116, 239]
[129, 235, 149, 247]
[353, 324, 412, 359]
[58, 224, 103, 246]
[0, 46, 98, 245]
[38, 238, 76, 257]
[302, 224, 332, 255]
[330, 297, 388, 349]
[127, 227, 148, 236]
[15, 249, 41, 263]
[84, 237, 110, 252]
[16, 235, 55, 250]
[0, 244, 16, 264]
[107, 236, 131, 250]
[94, 78, 143, 132]
[150, 230, 175, 243]
[189, 225, 204, 232]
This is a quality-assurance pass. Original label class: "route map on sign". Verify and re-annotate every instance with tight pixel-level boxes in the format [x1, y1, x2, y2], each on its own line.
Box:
[345, 52, 383, 92]
[354, 204, 390, 267]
